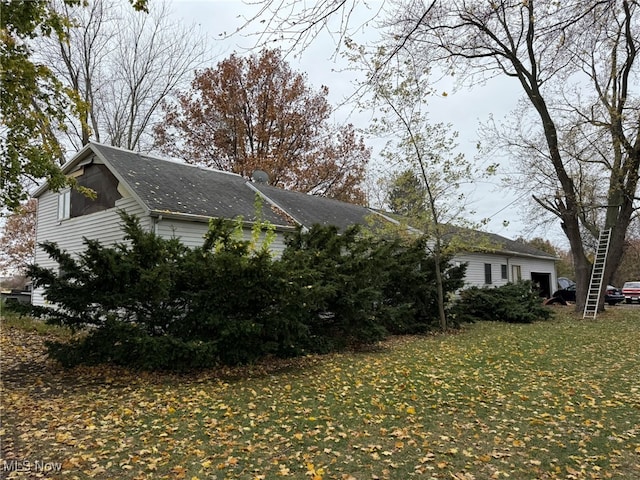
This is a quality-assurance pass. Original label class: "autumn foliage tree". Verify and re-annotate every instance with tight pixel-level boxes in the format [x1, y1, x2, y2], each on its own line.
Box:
[0, 198, 37, 275]
[154, 48, 370, 204]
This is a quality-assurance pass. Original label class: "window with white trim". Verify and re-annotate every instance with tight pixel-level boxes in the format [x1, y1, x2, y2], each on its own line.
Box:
[512, 265, 522, 282]
[58, 189, 71, 220]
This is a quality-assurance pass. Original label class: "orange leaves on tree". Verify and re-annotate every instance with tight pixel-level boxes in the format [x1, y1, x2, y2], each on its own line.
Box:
[154, 48, 370, 205]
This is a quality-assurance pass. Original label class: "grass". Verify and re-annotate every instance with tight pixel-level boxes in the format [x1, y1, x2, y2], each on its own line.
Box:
[0, 303, 73, 337]
[1, 308, 639, 479]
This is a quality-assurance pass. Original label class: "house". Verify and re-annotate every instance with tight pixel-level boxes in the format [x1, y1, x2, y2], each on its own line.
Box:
[31, 142, 557, 306]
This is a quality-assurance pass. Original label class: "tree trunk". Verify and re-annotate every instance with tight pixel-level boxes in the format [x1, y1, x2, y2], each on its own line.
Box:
[433, 238, 447, 330]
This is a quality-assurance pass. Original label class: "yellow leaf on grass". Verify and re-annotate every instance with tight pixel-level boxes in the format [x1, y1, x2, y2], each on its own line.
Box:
[406, 406, 416, 414]
[171, 466, 186, 479]
[55, 432, 71, 443]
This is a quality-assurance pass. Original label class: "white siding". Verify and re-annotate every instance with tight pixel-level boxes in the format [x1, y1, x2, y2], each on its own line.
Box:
[453, 252, 556, 293]
[32, 192, 147, 306]
[154, 219, 209, 248]
[155, 218, 288, 257]
[33, 198, 291, 306]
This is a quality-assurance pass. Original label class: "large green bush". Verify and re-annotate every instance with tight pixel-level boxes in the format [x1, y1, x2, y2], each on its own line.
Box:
[379, 236, 466, 333]
[29, 214, 191, 334]
[28, 212, 465, 370]
[279, 225, 389, 353]
[45, 321, 219, 370]
[30, 214, 297, 368]
[166, 218, 301, 364]
[451, 281, 553, 324]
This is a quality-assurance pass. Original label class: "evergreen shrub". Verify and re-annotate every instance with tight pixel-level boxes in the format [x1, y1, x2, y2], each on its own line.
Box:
[279, 225, 389, 352]
[380, 236, 466, 333]
[28, 211, 466, 370]
[451, 281, 552, 324]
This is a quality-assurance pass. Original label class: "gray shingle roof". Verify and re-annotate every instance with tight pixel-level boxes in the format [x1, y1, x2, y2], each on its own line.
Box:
[482, 231, 557, 258]
[442, 225, 557, 259]
[251, 183, 376, 231]
[92, 143, 290, 227]
[56, 143, 555, 260]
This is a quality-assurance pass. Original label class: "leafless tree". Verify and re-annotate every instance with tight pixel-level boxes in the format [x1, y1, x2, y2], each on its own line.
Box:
[34, 0, 210, 154]
[243, 0, 640, 310]
[400, 0, 640, 310]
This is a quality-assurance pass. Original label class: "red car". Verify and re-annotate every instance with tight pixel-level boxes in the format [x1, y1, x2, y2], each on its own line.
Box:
[622, 281, 640, 304]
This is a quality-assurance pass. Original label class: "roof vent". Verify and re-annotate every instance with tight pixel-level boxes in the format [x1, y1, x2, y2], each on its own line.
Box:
[251, 170, 269, 184]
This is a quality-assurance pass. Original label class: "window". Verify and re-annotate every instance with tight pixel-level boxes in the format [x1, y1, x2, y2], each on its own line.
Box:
[484, 263, 492, 284]
[501, 264, 508, 280]
[512, 265, 522, 282]
[58, 189, 70, 220]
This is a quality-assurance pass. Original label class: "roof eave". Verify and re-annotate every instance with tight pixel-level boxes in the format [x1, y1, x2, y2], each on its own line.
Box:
[148, 210, 296, 232]
[465, 248, 558, 261]
[31, 143, 96, 198]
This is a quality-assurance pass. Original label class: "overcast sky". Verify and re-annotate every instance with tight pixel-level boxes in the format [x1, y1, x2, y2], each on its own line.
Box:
[169, 0, 566, 245]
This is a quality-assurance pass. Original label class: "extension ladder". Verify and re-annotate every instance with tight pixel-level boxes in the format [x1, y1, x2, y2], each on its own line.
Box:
[583, 228, 611, 319]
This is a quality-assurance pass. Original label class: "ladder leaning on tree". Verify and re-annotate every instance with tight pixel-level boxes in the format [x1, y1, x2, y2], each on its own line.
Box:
[583, 228, 612, 319]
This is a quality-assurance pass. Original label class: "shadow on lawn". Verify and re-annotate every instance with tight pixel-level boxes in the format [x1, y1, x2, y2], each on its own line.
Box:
[0, 325, 341, 395]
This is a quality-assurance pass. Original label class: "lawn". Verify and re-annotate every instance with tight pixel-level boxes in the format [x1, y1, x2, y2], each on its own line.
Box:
[1, 307, 639, 479]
